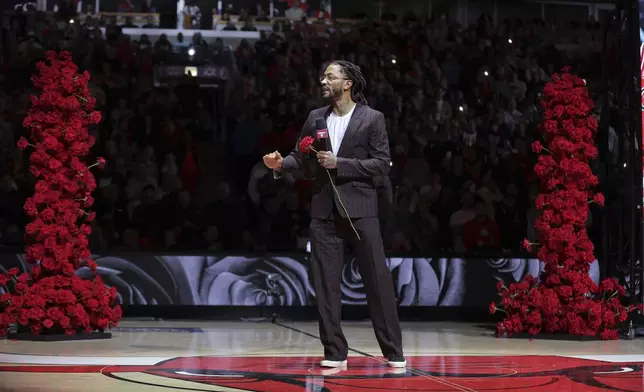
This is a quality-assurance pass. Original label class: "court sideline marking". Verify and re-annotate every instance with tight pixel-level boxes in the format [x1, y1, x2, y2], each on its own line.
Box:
[272, 320, 479, 392]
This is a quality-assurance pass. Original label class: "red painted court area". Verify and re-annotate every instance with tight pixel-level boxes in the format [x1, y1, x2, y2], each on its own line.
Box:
[1, 355, 641, 391]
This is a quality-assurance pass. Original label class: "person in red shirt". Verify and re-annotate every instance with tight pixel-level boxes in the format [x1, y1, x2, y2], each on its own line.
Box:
[118, 0, 135, 12]
[463, 200, 500, 252]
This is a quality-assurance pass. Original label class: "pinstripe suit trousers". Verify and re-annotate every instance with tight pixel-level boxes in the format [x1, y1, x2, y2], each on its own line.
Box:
[309, 211, 403, 360]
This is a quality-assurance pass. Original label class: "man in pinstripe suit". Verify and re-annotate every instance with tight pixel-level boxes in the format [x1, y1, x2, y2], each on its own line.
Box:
[263, 61, 405, 369]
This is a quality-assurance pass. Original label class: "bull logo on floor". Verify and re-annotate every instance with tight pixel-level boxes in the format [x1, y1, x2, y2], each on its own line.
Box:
[0, 355, 641, 391]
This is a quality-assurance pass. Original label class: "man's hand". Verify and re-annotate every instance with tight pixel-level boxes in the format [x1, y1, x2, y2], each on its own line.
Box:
[263, 151, 283, 170]
[317, 151, 337, 169]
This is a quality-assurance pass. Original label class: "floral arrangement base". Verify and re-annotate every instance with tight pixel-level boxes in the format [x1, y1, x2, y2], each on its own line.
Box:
[7, 331, 111, 342]
[504, 332, 602, 341]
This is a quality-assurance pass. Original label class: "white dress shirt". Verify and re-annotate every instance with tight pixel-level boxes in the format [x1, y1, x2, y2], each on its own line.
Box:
[327, 104, 355, 154]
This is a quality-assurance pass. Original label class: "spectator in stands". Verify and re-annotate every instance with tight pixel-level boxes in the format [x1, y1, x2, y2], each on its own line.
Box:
[223, 20, 238, 31]
[285, 1, 307, 20]
[176, 32, 185, 46]
[78, 4, 95, 25]
[241, 18, 258, 32]
[211, 9, 219, 30]
[119, 228, 140, 250]
[154, 34, 173, 54]
[142, 16, 157, 28]
[205, 226, 222, 251]
[55, 0, 77, 20]
[118, 0, 135, 13]
[463, 200, 501, 252]
[449, 191, 476, 251]
[141, 0, 157, 13]
[0, 176, 23, 245]
[182, 1, 202, 29]
[254, 4, 270, 22]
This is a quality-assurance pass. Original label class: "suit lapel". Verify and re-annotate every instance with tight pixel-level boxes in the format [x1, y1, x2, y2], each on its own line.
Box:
[337, 104, 364, 157]
[322, 106, 333, 152]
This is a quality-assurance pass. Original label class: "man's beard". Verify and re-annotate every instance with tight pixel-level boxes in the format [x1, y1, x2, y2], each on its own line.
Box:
[322, 86, 343, 100]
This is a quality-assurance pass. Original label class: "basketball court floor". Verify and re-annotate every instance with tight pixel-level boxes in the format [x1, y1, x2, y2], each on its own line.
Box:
[0, 319, 642, 391]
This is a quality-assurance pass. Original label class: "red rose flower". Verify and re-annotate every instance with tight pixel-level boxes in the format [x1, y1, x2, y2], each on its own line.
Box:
[592, 193, 605, 206]
[15, 282, 29, 293]
[531, 141, 544, 154]
[70, 142, 89, 155]
[298, 136, 315, 154]
[88, 111, 102, 124]
[526, 311, 541, 326]
[34, 180, 51, 193]
[97, 157, 106, 169]
[598, 278, 618, 293]
[86, 260, 98, 271]
[17, 137, 30, 150]
[552, 105, 565, 118]
[47, 159, 63, 170]
[24, 198, 38, 216]
[522, 239, 532, 252]
[97, 318, 109, 330]
[587, 116, 598, 130]
[63, 128, 78, 142]
[599, 329, 619, 340]
[42, 136, 59, 151]
[6, 268, 19, 277]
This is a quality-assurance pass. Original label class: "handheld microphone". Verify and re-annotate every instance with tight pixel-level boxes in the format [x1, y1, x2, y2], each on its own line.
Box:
[315, 118, 328, 139]
[315, 118, 329, 151]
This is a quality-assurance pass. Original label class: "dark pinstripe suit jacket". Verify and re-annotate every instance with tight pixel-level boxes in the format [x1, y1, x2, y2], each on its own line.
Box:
[280, 103, 391, 219]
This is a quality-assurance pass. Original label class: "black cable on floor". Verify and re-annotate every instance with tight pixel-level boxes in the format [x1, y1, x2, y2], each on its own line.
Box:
[271, 319, 478, 392]
[272, 319, 378, 360]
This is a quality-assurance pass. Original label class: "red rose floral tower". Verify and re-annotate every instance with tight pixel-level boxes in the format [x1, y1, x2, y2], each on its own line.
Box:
[490, 67, 641, 340]
[0, 51, 122, 340]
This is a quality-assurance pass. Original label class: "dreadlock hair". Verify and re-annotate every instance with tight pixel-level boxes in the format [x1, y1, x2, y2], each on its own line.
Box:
[331, 60, 368, 106]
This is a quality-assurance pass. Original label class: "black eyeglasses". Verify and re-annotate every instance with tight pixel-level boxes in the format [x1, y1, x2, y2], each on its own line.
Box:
[320, 75, 347, 83]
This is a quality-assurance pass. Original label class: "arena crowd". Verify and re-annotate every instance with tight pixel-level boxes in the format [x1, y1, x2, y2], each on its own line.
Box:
[0, 7, 603, 254]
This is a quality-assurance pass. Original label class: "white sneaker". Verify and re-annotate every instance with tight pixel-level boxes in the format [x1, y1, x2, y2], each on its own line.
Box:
[320, 367, 346, 376]
[320, 359, 348, 368]
[387, 358, 407, 368]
